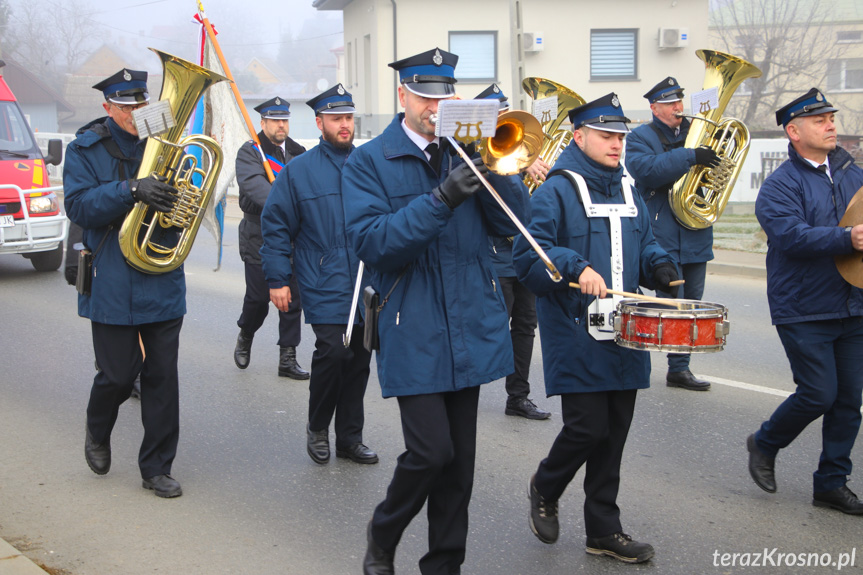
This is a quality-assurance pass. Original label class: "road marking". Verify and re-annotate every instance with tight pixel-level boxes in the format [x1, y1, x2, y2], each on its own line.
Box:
[697, 374, 791, 398]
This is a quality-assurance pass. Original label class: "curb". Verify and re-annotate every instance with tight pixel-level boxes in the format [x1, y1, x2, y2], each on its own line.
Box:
[707, 260, 766, 280]
[0, 538, 49, 575]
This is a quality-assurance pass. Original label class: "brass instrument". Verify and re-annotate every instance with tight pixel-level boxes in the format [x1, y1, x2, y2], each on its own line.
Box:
[119, 48, 229, 273]
[476, 110, 544, 176]
[429, 112, 562, 282]
[521, 78, 586, 193]
[669, 49, 762, 230]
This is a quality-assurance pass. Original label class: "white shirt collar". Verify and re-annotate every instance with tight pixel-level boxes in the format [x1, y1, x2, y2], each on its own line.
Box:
[401, 118, 439, 160]
[803, 156, 830, 177]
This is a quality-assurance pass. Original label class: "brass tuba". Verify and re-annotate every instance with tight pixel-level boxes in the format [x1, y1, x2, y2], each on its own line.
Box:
[668, 49, 762, 230]
[521, 78, 585, 193]
[119, 48, 229, 274]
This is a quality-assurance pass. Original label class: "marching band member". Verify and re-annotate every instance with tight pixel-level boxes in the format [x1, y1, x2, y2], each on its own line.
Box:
[513, 93, 677, 563]
[64, 68, 184, 498]
[342, 48, 528, 575]
[625, 77, 719, 391]
[233, 97, 309, 380]
[748, 88, 863, 515]
[476, 83, 550, 421]
[260, 85, 377, 466]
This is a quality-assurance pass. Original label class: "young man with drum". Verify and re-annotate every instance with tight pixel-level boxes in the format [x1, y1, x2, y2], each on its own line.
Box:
[513, 93, 677, 563]
[747, 88, 863, 514]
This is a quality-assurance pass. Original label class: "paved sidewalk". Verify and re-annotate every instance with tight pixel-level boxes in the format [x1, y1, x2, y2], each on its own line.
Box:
[0, 538, 48, 575]
[708, 248, 766, 279]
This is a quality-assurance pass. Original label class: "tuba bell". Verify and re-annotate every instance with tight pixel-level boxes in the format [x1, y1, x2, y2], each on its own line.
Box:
[521, 78, 585, 193]
[668, 49, 762, 230]
[118, 48, 229, 274]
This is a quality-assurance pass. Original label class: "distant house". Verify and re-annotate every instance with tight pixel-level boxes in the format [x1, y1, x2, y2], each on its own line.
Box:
[1, 59, 73, 133]
[314, 0, 710, 137]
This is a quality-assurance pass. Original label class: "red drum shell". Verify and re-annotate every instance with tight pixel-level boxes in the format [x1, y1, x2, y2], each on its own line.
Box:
[614, 299, 729, 353]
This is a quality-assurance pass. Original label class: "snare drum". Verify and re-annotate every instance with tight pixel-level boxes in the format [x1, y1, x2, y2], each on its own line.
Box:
[613, 299, 730, 353]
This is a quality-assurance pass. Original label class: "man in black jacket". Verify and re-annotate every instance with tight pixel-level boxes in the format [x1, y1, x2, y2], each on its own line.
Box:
[233, 97, 309, 379]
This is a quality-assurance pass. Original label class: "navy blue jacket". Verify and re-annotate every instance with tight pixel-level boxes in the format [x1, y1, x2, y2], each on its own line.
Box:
[342, 114, 528, 398]
[63, 117, 186, 325]
[755, 143, 863, 325]
[260, 137, 365, 325]
[513, 142, 672, 396]
[625, 117, 713, 265]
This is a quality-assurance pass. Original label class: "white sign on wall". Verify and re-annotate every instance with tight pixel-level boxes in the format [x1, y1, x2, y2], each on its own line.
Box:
[730, 139, 789, 202]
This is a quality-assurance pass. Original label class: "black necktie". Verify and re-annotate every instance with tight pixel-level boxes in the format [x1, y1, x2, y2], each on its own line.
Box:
[425, 142, 440, 175]
[275, 146, 285, 164]
[817, 164, 827, 173]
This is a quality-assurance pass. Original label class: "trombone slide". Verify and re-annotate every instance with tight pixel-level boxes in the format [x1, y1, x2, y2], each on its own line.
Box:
[344, 261, 365, 347]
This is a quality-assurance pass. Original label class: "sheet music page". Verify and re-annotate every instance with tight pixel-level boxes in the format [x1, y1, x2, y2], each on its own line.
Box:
[435, 100, 500, 142]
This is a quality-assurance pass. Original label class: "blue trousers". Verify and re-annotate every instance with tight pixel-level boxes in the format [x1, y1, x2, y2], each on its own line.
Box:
[656, 261, 707, 372]
[755, 317, 863, 492]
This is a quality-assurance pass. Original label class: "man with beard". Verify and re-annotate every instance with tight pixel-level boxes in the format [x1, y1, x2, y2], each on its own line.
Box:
[233, 97, 309, 380]
[261, 84, 377, 466]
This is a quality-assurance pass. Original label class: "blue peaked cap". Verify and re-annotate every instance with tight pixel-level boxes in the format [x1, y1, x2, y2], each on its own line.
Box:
[775, 88, 839, 127]
[474, 83, 509, 110]
[389, 48, 458, 98]
[92, 69, 149, 104]
[306, 83, 355, 114]
[568, 92, 630, 133]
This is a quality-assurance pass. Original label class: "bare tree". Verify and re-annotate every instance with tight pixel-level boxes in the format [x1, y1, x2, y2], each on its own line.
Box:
[5, 0, 101, 89]
[709, 0, 853, 132]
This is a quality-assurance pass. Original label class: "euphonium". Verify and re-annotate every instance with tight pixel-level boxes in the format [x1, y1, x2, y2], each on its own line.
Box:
[521, 78, 585, 193]
[119, 48, 229, 274]
[668, 49, 762, 230]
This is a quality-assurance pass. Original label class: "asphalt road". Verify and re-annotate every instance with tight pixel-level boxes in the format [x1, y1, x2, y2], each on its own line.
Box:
[0, 219, 860, 575]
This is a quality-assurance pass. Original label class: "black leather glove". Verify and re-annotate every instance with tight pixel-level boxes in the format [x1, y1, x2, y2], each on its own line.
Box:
[432, 156, 488, 210]
[129, 177, 176, 213]
[653, 262, 679, 293]
[693, 146, 721, 168]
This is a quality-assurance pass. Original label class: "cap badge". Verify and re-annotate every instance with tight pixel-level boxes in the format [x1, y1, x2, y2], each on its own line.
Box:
[611, 95, 620, 108]
[816, 92, 823, 102]
[275, 98, 281, 105]
[668, 78, 674, 85]
[123, 70, 132, 81]
[493, 85, 500, 94]
[433, 49, 443, 66]
[337, 85, 345, 95]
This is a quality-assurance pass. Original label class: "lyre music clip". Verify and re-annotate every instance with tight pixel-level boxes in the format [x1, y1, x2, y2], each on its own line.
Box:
[133, 100, 176, 140]
[435, 100, 500, 145]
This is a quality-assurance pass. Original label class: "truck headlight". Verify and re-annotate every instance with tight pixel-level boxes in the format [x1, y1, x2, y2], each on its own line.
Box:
[28, 193, 60, 215]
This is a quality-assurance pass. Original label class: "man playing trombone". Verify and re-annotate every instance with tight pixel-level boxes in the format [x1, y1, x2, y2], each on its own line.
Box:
[261, 85, 377, 466]
[343, 48, 528, 575]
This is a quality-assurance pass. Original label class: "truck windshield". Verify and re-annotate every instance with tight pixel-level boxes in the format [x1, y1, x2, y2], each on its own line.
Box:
[0, 100, 39, 156]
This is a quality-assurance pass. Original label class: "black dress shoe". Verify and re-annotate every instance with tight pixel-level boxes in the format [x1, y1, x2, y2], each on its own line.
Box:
[142, 474, 183, 498]
[666, 370, 711, 391]
[506, 397, 551, 420]
[363, 521, 394, 575]
[85, 423, 111, 475]
[813, 485, 863, 515]
[528, 474, 558, 544]
[234, 329, 254, 369]
[307, 423, 330, 464]
[586, 532, 654, 564]
[336, 443, 379, 464]
[278, 346, 310, 379]
[747, 433, 777, 493]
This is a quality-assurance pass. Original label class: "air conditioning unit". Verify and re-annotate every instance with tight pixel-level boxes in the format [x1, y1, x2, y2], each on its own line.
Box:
[524, 32, 544, 52]
[658, 27, 689, 49]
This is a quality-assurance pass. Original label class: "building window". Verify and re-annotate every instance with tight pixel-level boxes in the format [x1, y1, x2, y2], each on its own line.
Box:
[449, 31, 497, 82]
[827, 58, 863, 91]
[837, 30, 862, 44]
[590, 29, 638, 81]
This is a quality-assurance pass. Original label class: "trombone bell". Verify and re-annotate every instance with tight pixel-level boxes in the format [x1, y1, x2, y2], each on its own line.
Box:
[477, 111, 544, 176]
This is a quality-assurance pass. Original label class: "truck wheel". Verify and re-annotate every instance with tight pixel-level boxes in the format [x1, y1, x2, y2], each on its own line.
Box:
[29, 245, 64, 271]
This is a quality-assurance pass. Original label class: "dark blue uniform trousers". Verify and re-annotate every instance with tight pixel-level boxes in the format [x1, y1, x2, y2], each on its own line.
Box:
[238, 261, 302, 347]
[308, 323, 371, 448]
[87, 317, 182, 479]
[656, 261, 707, 372]
[371, 386, 480, 575]
[754, 317, 863, 493]
[534, 390, 638, 538]
[499, 276, 537, 401]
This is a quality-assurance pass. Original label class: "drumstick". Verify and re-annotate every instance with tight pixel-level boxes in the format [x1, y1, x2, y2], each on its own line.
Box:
[668, 279, 685, 286]
[568, 283, 684, 309]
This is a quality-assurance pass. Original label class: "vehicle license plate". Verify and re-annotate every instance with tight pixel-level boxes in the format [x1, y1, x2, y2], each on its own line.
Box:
[0, 215, 14, 228]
